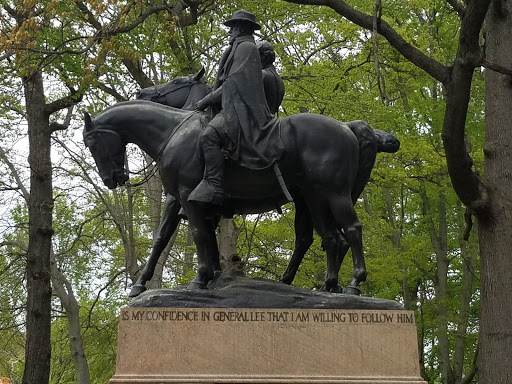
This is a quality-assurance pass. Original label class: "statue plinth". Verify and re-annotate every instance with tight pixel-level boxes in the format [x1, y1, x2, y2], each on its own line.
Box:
[110, 307, 425, 384]
[110, 276, 425, 384]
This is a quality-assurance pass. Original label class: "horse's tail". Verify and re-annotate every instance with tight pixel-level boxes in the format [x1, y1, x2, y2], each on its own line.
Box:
[346, 120, 400, 203]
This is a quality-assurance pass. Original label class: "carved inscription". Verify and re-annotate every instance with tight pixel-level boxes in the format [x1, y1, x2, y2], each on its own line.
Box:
[121, 309, 415, 325]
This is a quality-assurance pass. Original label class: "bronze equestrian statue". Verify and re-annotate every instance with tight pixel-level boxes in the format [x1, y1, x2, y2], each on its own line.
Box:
[84, 10, 400, 296]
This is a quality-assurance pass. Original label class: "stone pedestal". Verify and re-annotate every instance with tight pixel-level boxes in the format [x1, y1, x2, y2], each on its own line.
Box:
[110, 307, 426, 384]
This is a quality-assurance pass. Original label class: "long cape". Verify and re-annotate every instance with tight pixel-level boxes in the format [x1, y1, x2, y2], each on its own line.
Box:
[212, 36, 283, 170]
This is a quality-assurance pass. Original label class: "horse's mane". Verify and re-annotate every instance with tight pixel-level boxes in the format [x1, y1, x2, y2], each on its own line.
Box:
[95, 100, 192, 125]
[101, 100, 189, 114]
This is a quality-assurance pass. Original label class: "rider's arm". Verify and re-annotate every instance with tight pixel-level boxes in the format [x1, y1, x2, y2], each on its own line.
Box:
[195, 86, 223, 111]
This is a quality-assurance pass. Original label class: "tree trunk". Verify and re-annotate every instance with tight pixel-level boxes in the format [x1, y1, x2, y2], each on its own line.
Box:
[479, 2, 512, 381]
[143, 159, 171, 290]
[147, 230, 178, 289]
[453, 204, 477, 384]
[50, 249, 90, 384]
[218, 218, 243, 272]
[22, 71, 52, 384]
[422, 190, 452, 384]
[114, 187, 138, 283]
[184, 226, 195, 276]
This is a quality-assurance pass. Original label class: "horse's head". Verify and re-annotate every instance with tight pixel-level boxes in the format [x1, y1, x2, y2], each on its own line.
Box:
[373, 129, 400, 153]
[136, 67, 211, 110]
[83, 112, 129, 189]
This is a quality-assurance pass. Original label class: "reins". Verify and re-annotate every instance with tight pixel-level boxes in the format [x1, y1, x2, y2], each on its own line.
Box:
[146, 78, 202, 104]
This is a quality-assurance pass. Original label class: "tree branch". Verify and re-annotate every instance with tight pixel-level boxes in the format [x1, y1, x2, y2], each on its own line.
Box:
[86, 269, 126, 329]
[480, 59, 512, 76]
[283, 0, 451, 83]
[0, 240, 28, 253]
[461, 344, 478, 384]
[0, 147, 29, 202]
[74, 1, 102, 30]
[108, 4, 181, 36]
[445, 0, 466, 18]
[122, 57, 154, 88]
[302, 40, 347, 65]
[45, 91, 83, 116]
[441, 0, 491, 218]
[50, 106, 75, 132]
[96, 81, 129, 102]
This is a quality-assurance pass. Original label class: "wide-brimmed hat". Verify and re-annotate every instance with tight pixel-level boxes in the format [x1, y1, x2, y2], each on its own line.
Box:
[223, 10, 261, 30]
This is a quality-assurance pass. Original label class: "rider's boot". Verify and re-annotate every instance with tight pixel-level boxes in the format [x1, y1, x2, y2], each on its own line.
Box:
[188, 145, 225, 205]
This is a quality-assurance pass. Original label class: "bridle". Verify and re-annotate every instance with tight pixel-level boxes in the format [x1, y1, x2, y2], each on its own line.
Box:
[84, 128, 128, 183]
[152, 77, 207, 104]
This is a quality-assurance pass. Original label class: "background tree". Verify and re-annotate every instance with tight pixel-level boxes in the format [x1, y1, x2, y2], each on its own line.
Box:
[0, 1, 204, 383]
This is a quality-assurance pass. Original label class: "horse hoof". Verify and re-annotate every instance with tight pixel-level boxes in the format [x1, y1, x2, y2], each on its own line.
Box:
[128, 284, 146, 297]
[344, 285, 361, 296]
[318, 283, 339, 293]
[320, 284, 342, 293]
[279, 274, 293, 285]
[187, 280, 207, 289]
[329, 285, 342, 293]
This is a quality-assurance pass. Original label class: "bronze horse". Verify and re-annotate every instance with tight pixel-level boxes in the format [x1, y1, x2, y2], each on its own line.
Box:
[84, 95, 399, 295]
[130, 71, 399, 296]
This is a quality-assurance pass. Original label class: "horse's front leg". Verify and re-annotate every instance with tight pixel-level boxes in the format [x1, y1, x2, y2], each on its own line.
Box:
[129, 194, 181, 297]
[301, 191, 343, 293]
[280, 194, 313, 285]
[185, 202, 220, 289]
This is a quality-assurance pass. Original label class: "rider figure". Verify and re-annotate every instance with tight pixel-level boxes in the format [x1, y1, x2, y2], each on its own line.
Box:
[256, 40, 285, 115]
[190, 10, 282, 206]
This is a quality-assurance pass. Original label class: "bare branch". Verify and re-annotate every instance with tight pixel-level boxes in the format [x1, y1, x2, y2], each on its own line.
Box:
[0, 51, 15, 61]
[0, 147, 29, 202]
[441, 0, 491, 217]
[3, 4, 21, 21]
[0, 240, 28, 253]
[457, 0, 490, 64]
[96, 82, 129, 102]
[49, 106, 75, 132]
[86, 269, 126, 329]
[45, 92, 83, 116]
[108, 4, 180, 36]
[302, 40, 347, 66]
[122, 57, 154, 89]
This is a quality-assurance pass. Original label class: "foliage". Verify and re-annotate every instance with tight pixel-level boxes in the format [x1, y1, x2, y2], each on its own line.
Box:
[0, 0, 483, 383]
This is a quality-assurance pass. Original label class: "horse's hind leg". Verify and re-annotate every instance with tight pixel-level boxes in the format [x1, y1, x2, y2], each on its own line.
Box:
[327, 193, 367, 295]
[280, 194, 313, 285]
[303, 195, 343, 293]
